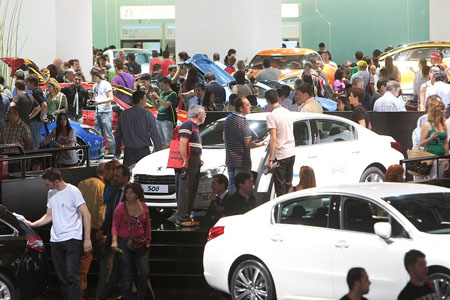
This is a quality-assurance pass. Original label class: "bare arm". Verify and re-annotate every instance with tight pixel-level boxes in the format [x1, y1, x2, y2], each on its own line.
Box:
[180, 138, 189, 168]
[268, 128, 277, 171]
[244, 137, 264, 149]
[419, 122, 436, 147]
[40, 131, 56, 146]
[419, 84, 427, 111]
[29, 105, 41, 120]
[94, 90, 114, 105]
[153, 92, 172, 109]
[40, 102, 48, 121]
[25, 208, 52, 227]
[78, 204, 92, 253]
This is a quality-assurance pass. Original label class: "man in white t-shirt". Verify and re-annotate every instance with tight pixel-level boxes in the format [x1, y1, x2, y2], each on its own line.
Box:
[265, 89, 296, 196]
[90, 68, 115, 155]
[25, 168, 92, 300]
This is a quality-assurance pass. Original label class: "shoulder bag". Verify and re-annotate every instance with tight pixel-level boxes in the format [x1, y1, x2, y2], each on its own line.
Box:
[124, 203, 149, 252]
[406, 148, 436, 176]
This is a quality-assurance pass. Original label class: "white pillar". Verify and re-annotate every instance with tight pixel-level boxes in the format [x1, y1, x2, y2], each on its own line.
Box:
[2, 0, 92, 78]
[175, 0, 281, 63]
[429, 0, 450, 40]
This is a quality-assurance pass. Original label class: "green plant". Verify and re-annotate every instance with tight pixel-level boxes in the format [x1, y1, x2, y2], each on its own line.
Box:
[0, 0, 23, 89]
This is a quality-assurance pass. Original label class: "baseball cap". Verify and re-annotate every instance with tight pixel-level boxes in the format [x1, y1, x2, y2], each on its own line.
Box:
[357, 60, 368, 67]
[430, 53, 440, 60]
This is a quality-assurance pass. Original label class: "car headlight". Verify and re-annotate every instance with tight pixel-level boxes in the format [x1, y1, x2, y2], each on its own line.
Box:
[80, 124, 101, 136]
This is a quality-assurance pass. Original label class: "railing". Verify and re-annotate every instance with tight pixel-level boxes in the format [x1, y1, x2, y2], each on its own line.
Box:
[0, 143, 90, 179]
[400, 154, 450, 179]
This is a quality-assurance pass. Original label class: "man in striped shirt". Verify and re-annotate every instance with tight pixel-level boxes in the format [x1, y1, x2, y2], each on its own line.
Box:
[224, 97, 264, 194]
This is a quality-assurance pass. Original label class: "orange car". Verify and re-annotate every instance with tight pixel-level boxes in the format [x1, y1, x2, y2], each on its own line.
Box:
[248, 48, 336, 86]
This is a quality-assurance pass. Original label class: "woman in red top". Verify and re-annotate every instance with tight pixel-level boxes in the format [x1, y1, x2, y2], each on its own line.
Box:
[111, 183, 151, 300]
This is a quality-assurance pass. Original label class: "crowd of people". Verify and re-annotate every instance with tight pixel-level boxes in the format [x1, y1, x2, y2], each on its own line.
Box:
[1, 43, 449, 299]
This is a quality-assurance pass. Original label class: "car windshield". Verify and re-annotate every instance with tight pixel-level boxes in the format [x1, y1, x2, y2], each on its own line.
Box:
[249, 53, 321, 70]
[200, 119, 268, 149]
[384, 193, 450, 234]
[113, 51, 151, 65]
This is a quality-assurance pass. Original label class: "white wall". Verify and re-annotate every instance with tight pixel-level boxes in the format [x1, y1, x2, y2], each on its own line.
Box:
[175, 0, 281, 63]
[429, 0, 450, 40]
[2, 0, 92, 77]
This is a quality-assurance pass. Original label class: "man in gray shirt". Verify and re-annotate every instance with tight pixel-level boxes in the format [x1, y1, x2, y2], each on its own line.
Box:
[115, 90, 162, 166]
[255, 58, 281, 81]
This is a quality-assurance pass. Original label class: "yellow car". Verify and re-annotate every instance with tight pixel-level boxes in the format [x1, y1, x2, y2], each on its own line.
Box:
[379, 41, 450, 94]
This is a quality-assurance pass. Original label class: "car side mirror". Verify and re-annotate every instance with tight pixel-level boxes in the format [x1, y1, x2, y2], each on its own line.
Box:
[374, 222, 392, 239]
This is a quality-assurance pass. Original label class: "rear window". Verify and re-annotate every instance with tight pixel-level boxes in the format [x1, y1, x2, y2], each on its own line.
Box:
[384, 193, 450, 234]
[249, 53, 321, 70]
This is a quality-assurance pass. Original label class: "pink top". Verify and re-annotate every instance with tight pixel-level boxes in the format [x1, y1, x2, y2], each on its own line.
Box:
[111, 202, 151, 240]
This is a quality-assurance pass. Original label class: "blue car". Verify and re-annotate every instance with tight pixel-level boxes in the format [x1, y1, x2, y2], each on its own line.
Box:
[41, 121, 105, 165]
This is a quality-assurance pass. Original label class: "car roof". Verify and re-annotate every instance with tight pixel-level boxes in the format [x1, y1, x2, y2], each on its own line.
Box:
[242, 111, 360, 124]
[255, 48, 318, 56]
[272, 182, 450, 204]
[380, 41, 450, 59]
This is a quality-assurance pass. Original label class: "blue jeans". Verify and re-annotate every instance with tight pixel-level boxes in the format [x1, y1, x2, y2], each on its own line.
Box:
[30, 121, 43, 150]
[156, 119, 173, 146]
[117, 239, 150, 300]
[95, 112, 115, 151]
[227, 165, 251, 195]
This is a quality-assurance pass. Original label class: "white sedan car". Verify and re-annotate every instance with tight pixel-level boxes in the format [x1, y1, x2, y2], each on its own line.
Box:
[131, 113, 403, 217]
[204, 183, 450, 300]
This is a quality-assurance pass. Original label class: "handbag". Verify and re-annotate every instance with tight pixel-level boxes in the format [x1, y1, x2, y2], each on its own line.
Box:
[167, 138, 190, 169]
[124, 203, 149, 252]
[406, 149, 436, 176]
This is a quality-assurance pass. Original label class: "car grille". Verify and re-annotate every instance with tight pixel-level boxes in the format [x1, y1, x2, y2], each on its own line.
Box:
[134, 174, 175, 185]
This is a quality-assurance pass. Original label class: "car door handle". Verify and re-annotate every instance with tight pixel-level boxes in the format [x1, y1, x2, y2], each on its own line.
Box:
[335, 240, 349, 249]
[270, 234, 284, 243]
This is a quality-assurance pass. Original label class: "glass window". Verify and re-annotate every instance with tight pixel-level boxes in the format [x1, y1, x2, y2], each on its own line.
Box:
[200, 120, 268, 149]
[392, 50, 412, 61]
[249, 53, 322, 70]
[277, 196, 331, 228]
[315, 120, 355, 144]
[384, 193, 450, 234]
[440, 48, 450, 59]
[409, 48, 439, 61]
[342, 197, 407, 238]
[0, 220, 14, 236]
[293, 121, 311, 146]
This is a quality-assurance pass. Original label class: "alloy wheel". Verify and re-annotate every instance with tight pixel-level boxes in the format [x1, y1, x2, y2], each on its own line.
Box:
[428, 272, 450, 300]
[234, 265, 269, 300]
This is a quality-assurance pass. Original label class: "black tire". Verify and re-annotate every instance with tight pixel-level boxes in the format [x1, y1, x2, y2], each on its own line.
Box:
[360, 166, 384, 182]
[427, 271, 450, 299]
[230, 259, 276, 300]
[75, 138, 87, 166]
[0, 272, 16, 300]
[150, 208, 174, 221]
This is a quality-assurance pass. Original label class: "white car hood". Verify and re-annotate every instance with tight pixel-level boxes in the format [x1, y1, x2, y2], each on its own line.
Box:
[132, 147, 227, 177]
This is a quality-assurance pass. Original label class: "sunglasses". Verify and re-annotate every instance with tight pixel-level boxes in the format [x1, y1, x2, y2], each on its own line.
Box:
[134, 216, 141, 227]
